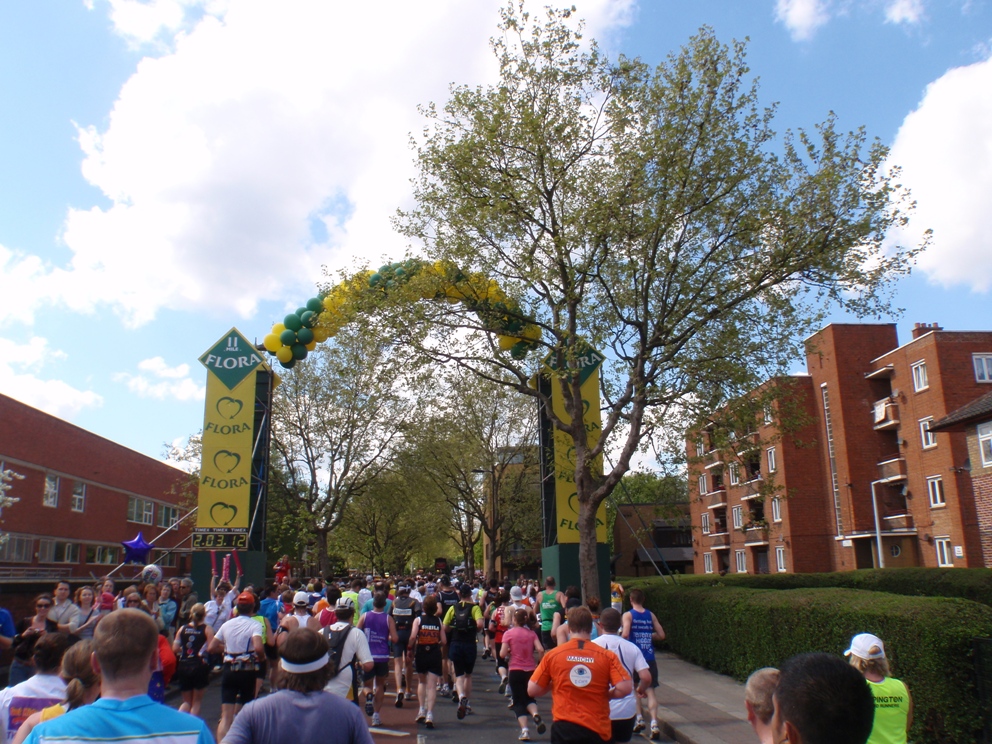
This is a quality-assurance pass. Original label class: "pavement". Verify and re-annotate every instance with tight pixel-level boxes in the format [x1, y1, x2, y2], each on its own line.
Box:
[167, 650, 755, 744]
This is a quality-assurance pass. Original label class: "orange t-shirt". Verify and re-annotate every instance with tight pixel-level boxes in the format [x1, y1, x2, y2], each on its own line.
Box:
[530, 637, 630, 741]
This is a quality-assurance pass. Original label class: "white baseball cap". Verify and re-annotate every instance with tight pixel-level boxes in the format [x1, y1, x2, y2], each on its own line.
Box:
[844, 633, 885, 660]
[293, 591, 309, 607]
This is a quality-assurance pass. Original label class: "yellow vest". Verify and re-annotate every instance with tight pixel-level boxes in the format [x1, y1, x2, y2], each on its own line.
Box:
[866, 676, 910, 744]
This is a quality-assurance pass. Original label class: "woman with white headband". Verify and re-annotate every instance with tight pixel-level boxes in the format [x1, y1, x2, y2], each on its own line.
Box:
[221, 628, 374, 744]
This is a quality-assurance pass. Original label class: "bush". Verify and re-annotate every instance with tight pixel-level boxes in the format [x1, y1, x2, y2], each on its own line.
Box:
[652, 567, 992, 607]
[634, 580, 992, 744]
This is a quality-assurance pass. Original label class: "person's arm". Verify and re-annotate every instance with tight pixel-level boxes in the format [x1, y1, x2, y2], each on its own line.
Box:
[357, 613, 366, 631]
[56, 604, 80, 634]
[533, 632, 544, 660]
[210, 573, 219, 596]
[252, 631, 264, 657]
[651, 612, 666, 642]
[905, 683, 913, 731]
[611, 678, 633, 698]
[0, 611, 15, 651]
[474, 606, 484, 632]
[407, 618, 421, 651]
[551, 611, 562, 636]
[621, 611, 632, 640]
[206, 627, 224, 655]
[555, 623, 569, 646]
[439, 623, 447, 646]
[388, 616, 399, 644]
[172, 626, 184, 656]
[160, 600, 177, 629]
[636, 667, 651, 697]
[11, 709, 43, 744]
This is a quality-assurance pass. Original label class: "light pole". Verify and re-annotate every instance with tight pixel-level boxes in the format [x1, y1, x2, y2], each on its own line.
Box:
[474, 465, 499, 580]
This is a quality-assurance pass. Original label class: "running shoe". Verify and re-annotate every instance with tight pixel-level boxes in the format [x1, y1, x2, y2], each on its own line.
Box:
[482, 648, 491, 660]
[508, 698, 515, 709]
[499, 677, 508, 695]
[518, 728, 530, 741]
[534, 714, 546, 735]
[452, 688, 460, 703]
[406, 691, 416, 700]
[395, 691, 403, 708]
[365, 693, 374, 717]
[416, 708, 427, 724]
[371, 713, 382, 727]
[633, 716, 645, 733]
[457, 696, 468, 719]
[650, 721, 661, 740]
[425, 713, 435, 729]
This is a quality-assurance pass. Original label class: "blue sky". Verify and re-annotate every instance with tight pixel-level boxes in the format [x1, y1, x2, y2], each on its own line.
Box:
[1, 0, 990, 463]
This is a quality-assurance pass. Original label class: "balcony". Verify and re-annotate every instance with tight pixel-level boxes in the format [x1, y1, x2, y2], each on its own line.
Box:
[708, 532, 729, 548]
[883, 514, 914, 531]
[872, 399, 900, 430]
[707, 490, 728, 509]
[877, 457, 907, 483]
[744, 526, 770, 545]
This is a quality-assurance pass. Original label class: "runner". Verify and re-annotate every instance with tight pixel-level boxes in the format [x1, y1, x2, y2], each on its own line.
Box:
[594, 608, 651, 744]
[610, 576, 624, 613]
[536, 577, 565, 651]
[408, 595, 446, 729]
[488, 591, 512, 697]
[172, 603, 213, 717]
[442, 583, 484, 720]
[207, 591, 264, 741]
[621, 588, 666, 740]
[321, 598, 373, 703]
[357, 593, 397, 727]
[480, 579, 499, 661]
[276, 591, 320, 652]
[435, 576, 460, 699]
[389, 583, 420, 707]
[500, 608, 546, 741]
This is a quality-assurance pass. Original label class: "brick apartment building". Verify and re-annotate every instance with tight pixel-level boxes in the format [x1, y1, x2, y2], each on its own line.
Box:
[612, 502, 694, 577]
[0, 392, 194, 586]
[687, 323, 992, 575]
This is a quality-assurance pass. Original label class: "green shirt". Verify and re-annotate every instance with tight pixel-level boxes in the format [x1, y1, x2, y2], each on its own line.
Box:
[866, 676, 910, 744]
[539, 590, 562, 632]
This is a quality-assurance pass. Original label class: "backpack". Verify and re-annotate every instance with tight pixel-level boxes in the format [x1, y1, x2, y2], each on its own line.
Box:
[452, 602, 474, 640]
[321, 623, 354, 678]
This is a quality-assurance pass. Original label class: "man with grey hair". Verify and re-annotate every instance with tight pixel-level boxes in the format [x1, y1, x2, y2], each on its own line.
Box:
[744, 667, 779, 744]
[178, 578, 198, 626]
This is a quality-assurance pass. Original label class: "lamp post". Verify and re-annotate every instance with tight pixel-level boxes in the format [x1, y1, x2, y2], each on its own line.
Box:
[474, 465, 499, 580]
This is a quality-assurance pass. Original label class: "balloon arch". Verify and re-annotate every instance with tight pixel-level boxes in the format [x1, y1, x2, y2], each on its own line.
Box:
[258, 259, 542, 367]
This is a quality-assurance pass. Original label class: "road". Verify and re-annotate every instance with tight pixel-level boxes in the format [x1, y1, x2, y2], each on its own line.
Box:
[169, 653, 674, 743]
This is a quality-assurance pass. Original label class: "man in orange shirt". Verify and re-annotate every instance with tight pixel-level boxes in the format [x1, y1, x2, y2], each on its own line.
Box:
[528, 606, 631, 743]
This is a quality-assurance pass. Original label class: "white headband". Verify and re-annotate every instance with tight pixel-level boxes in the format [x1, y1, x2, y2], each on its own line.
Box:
[280, 654, 329, 674]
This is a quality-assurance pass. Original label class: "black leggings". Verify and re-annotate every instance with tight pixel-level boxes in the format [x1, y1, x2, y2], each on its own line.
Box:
[509, 668, 536, 717]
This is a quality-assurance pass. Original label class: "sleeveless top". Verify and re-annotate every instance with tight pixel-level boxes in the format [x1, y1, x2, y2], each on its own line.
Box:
[539, 590, 561, 631]
[866, 676, 910, 744]
[416, 614, 443, 655]
[627, 608, 655, 661]
[40, 703, 68, 722]
[178, 623, 208, 665]
[364, 610, 390, 662]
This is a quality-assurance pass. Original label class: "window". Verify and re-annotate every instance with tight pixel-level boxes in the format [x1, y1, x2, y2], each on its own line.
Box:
[697, 475, 707, 495]
[85, 545, 120, 565]
[732, 505, 743, 530]
[911, 360, 929, 391]
[776, 546, 787, 572]
[703, 553, 713, 574]
[71, 482, 86, 513]
[767, 447, 777, 473]
[695, 440, 705, 457]
[701, 512, 710, 534]
[935, 537, 953, 567]
[920, 418, 937, 449]
[735, 550, 747, 573]
[153, 549, 178, 567]
[772, 497, 782, 523]
[127, 497, 154, 525]
[38, 539, 79, 564]
[0, 535, 32, 562]
[43, 474, 59, 508]
[157, 505, 180, 530]
[927, 476, 946, 508]
[729, 462, 740, 485]
[975, 354, 992, 383]
[980, 423, 992, 468]
[763, 403, 774, 426]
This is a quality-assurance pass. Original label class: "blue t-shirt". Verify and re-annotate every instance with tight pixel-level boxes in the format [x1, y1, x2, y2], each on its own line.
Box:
[25, 694, 214, 744]
[0, 609, 15, 640]
[627, 608, 656, 661]
[225, 689, 373, 744]
[259, 597, 281, 631]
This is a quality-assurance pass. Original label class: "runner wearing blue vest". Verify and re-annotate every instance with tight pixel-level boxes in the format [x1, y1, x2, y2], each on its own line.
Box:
[621, 588, 666, 740]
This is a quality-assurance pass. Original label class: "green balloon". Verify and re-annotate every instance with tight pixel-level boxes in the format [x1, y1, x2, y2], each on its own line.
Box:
[280, 359, 296, 369]
[280, 329, 298, 346]
[295, 306, 308, 318]
[296, 327, 314, 345]
[291, 343, 308, 360]
[284, 314, 303, 331]
[301, 310, 316, 328]
[306, 297, 323, 312]
[369, 273, 381, 286]
[379, 264, 391, 274]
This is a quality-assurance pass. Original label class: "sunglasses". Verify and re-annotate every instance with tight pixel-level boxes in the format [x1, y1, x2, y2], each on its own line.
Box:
[36, 603, 51, 609]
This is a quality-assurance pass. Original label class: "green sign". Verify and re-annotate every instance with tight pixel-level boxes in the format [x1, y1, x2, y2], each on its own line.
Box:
[199, 328, 264, 390]
[543, 341, 605, 386]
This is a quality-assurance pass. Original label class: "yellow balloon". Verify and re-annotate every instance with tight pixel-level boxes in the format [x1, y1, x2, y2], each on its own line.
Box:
[498, 335, 518, 351]
[322, 296, 335, 311]
[263, 334, 281, 353]
[305, 340, 316, 351]
[275, 346, 293, 363]
[312, 327, 329, 343]
[272, 323, 286, 335]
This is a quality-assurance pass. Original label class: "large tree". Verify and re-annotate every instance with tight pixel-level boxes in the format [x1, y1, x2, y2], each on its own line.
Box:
[385, 6, 923, 598]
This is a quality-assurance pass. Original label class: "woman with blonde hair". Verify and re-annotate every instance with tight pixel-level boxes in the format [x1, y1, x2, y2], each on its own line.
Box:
[173, 602, 213, 716]
[12, 640, 101, 744]
[845, 633, 913, 744]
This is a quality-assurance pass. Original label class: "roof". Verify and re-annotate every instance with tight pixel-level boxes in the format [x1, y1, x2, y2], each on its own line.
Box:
[931, 389, 992, 432]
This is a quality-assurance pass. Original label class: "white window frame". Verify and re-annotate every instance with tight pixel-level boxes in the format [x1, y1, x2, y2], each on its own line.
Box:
[701, 512, 710, 534]
[0, 534, 33, 562]
[127, 496, 154, 525]
[772, 497, 782, 523]
[732, 505, 743, 530]
[776, 546, 787, 572]
[763, 403, 774, 426]
[728, 462, 740, 485]
[935, 537, 953, 567]
[735, 549, 747, 573]
[43, 474, 59, 508]
[38, 539, 79, 564]
[695, 440, 705, 457]
[698, 474, 707, 495]
[927, 476, 946, 508]
[71, 481, 86, 513]
[979, 422, 992, 468]
[911, 360, 929, 391]
[85, 545, 120, 565]
[157, 505, 179, 530]
[703, 553, 713, 574]
[974, 354, 992, 383]
[767, 447, 777, 473]
[920, 418, 937, 449]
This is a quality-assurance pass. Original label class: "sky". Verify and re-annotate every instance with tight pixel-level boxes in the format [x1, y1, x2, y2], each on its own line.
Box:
[0, 0, 990, 464]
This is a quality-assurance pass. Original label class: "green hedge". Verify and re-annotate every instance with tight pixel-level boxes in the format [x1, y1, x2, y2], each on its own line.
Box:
[634, 580, 992, 744]
[652, 567, 992, 607]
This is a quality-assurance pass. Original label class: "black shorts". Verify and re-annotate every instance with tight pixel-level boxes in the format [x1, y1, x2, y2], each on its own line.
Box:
[255, 658, 268, 680]
[220, 667, 257, 705]
[177, 663, 210, 692]
[363, 660, 391, 681]
[494, 641, 508, 670]
[414, 649, 443, 677]
[647, 658, 659, 688]
[391, 631, 412, 658]
[541, 629, 556, 650]
[509, 669, 536, 717]
[612, 717, 636, 743]
[551, 720, 607, 744]
[448, 641, 477, 677]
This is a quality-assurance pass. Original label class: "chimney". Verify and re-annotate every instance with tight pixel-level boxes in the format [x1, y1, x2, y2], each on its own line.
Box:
[912, 322, 943, 340]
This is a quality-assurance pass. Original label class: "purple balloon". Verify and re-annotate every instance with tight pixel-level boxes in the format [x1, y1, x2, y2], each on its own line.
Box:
[122, 532, 154, 564]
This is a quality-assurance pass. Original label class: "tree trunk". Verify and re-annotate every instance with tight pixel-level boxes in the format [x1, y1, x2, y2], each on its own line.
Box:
[315, 528, 330, 579]
[577, 496, 600, 602]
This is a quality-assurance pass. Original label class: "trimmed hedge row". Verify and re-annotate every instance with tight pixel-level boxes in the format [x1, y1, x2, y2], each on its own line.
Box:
[634, 579, 992, 744]
[668, 567, 992, 607]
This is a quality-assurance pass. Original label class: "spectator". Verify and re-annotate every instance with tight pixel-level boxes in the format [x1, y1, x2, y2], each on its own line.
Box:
[744, 667, 779, 744]
[0, 594, 17, 653]
[20, 609, 213, 744]
[10, 595, 59, 685]
[158, 583, 178, 635]
[0, 634, 70, 741]
[772, 652, 874, 744]
[68, 587, 101, 641]
[178, 579, 198, 626]
[48, 584, 79, 636]
[845, 633, 913, 744]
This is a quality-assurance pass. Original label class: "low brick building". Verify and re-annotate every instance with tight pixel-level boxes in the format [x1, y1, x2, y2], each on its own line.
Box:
[612, 503, 694, 577]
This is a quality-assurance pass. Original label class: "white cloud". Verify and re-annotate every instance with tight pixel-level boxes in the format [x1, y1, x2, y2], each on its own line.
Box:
[885, 53, 992, 292]
[775, 0, 831, 41]
[884, 0, 925, 25]
[0, 1, 625, 330]
[114, 355, 205, 401]
[0, 336, 104, 418]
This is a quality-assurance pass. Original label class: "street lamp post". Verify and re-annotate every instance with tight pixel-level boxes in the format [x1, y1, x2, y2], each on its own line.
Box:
[474, 465, 499, 580]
